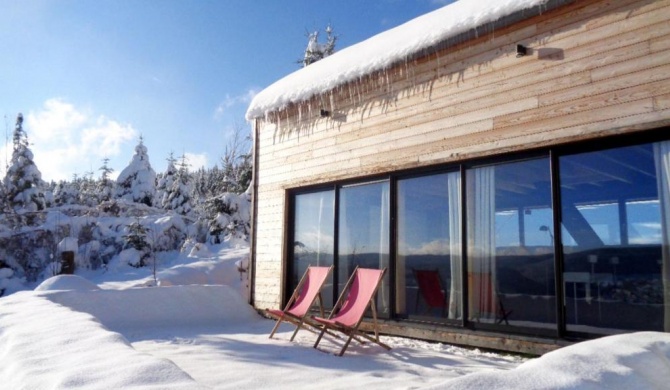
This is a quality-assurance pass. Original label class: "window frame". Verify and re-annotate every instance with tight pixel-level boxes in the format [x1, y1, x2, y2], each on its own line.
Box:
[282, 128, 670, 340]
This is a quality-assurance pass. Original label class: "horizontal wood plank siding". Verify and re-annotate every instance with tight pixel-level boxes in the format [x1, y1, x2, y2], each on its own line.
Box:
[251, 0, 670, 324]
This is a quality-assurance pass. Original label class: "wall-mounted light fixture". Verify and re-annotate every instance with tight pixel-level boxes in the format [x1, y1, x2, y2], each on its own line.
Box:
[516, 44, 528, 58]
[320, 109, 331, 117]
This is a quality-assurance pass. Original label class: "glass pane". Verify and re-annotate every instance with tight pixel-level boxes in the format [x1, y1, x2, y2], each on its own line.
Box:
[495, 209, 519, 247]
[559, 143, 665, 334]
[627, 200, 662, 245]
[290, 190, 335, 308]
[467, 158, 556, 331]
[396, 172, 461, 320]
[576, 203, 620, 245]
[338, 180, 390, 316]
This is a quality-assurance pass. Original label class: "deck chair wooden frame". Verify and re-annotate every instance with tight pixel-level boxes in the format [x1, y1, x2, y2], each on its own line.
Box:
[312, 267, 391, 356]
[265, 265, 333, 341]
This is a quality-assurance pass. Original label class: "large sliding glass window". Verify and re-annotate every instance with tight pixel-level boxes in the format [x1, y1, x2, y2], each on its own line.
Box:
[466, 158, 556, 331]
[559, 142, 669, 334]
[338, 180, 390, 316]
[290, 189, 335, 308]
[285, 134, 670, 339]
[396, 172, 462, 320]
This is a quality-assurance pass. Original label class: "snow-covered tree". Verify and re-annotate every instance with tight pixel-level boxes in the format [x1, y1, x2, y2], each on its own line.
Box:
[205, 191, 251, 243]
[122, 219, 152, 268]
[97, 158, 114, 203]
[0, 178, 6, 211]
[220, 123, 252, 194]
[115, 137, 157, 206]
[52, 180, 80, 206]
[156, 153, 177, 208]
[190, 167, 208, 209]
[164, 154, 193, 215]
[2, 113, 47, 213]
[302, 25, 337, 67]
[0, 119, 261, 291]
[77, 171, 98, 206]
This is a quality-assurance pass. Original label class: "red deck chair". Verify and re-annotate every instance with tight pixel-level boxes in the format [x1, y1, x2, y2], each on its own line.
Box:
[312, 267, 391, 356]
[413, 269, 448, 316]
[265, 265, 333, 341]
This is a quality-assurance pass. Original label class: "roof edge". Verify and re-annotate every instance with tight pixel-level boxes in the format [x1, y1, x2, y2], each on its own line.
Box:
[246, 0, 574, 121]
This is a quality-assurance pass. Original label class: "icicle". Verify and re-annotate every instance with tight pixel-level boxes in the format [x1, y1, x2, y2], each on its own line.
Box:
[329, 92, 335, 114]
[277, 112, 282, 135]
[356, 81, 361, 106]
[385, 70, 390, 93]
[404, 58, 410, 81]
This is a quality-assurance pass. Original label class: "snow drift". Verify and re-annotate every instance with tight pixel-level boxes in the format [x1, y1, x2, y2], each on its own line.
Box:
[434, 332, 670, 390]
[0, 292, 205, 390]
[2, 245, 670, 389]
[39, 282, 259, 332]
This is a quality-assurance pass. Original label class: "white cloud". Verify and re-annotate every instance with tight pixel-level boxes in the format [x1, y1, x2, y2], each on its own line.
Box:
[214, 88, 259, 120]
[27, 99, 87, 144]
[400, 239, 451, 256]
[80, 116, 137, 157]
[183, 152, 208, 171]
[22, 98, 138, 182]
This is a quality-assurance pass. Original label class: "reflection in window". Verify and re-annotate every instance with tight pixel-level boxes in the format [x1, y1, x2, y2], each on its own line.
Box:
[467, 158, 555, 331]
[577, 203, 620, 245]
[559, 142, 669, 333]
[338, 180, 390, 316]
[495, 209, 519, 247]
[627, 200, 662, 245]
[290, 190, 335, 308]
[396, 172, 461, 320]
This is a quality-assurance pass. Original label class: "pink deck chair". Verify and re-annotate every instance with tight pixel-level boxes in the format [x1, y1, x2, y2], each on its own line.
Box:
[312, 267, 391, 356]
[265, 265, 333, 341]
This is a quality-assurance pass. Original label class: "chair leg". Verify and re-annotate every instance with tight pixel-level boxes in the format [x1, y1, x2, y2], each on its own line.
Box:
[338, 334, 355, 356]
[289, 319, 304, 341]
[313, 327, 327, 349]
[269, 317, 283, 339]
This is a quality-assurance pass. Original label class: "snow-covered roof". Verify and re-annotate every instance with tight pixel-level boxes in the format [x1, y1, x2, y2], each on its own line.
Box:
[246, 0, 552, 120]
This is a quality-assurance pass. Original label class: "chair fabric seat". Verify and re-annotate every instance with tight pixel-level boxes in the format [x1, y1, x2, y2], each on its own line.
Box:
[265, 265, 333, 341]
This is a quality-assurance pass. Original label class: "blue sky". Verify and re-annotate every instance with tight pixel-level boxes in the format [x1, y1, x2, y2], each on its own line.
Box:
[1, 0, 450, 182]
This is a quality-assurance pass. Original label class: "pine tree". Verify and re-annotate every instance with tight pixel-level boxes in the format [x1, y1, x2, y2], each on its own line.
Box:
[97, 158, 114, 203]
[191, 167, 207, 201]
[220, 123, 252, 194]
[0, 178, 6, 212]
[52, 180, 80, 206]
[2, 114, 47, 213]
[302, 25, 337, 67]
[164, 154, 193, 215]
[114, 137, 157, 206]
[156, 152, 177, 208]
[78, 170, 97, 206]
[123, 219, 152, 267]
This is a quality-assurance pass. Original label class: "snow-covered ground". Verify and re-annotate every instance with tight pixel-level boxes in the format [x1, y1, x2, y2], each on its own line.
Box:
[1, 242, 669, 389]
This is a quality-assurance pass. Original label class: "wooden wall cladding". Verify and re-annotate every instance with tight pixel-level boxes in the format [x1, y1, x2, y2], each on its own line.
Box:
[252, 0, 670, 314]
